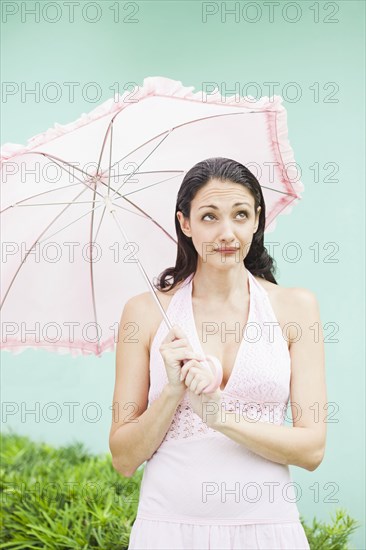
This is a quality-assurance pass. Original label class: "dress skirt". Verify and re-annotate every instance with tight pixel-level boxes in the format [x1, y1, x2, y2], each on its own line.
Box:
[128, 517, 310, 549]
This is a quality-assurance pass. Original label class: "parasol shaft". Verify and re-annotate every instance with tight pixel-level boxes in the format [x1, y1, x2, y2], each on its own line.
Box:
[105, 196, 173, 332]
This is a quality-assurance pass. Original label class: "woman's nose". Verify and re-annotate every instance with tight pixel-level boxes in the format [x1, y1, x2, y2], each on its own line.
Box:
[218, 221, 237, 242]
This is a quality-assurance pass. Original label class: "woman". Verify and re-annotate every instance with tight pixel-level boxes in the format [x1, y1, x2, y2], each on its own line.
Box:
[109, 157, 327, 549]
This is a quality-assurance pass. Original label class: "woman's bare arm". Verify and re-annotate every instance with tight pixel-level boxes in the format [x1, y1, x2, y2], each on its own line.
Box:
[109, 295, 185, 477]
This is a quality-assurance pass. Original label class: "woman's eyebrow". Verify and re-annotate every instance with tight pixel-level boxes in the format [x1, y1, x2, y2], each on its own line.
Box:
[198, 202, 251, 210]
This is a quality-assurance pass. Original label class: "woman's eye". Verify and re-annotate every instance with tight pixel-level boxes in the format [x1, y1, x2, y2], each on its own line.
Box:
[202, 211, 247, 221]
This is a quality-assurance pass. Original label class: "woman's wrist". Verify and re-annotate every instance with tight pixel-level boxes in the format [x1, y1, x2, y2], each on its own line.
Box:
[164, 382, 186, 401]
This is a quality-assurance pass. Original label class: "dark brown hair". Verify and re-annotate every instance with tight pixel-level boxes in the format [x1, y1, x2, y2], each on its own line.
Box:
[153, 157, 278, 292]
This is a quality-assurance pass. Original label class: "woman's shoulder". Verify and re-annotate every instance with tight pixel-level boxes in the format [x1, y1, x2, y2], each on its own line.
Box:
[129, 281, 187, 348]
[254, 273, 318, 303]
[136, 279, 186, 307]
[255, 275, 320, 342]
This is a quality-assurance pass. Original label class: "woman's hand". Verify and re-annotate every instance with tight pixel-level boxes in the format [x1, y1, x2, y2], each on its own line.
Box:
[159, 325, 205, 395]
[180, 358, 223, 428]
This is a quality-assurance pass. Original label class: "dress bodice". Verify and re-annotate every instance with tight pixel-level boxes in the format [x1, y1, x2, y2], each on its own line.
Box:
[148, 268, 291, 443]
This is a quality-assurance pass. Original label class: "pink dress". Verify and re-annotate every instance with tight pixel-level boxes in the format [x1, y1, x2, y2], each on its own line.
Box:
[127, 268, 310, 549]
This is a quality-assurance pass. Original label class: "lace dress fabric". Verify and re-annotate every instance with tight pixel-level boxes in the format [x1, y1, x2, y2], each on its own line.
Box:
[127, 269, 310, 549]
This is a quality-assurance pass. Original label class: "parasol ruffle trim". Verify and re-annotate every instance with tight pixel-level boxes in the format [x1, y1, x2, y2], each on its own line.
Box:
[1, 75, 287, 162]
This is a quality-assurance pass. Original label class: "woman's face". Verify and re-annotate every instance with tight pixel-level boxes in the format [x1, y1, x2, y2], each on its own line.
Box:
[177, 178, 261, 268]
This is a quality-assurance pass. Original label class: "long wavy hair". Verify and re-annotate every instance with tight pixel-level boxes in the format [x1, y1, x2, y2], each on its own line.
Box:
[154, 157, 278, 292]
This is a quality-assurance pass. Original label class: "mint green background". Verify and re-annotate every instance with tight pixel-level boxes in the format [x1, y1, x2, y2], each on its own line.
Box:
[1, 1, 365, 547]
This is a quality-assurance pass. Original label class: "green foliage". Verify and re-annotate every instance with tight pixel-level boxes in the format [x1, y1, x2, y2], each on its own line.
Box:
[0, 432, 361, 549]
[301, 509, 360, 550]
[1, 431, 142, 549]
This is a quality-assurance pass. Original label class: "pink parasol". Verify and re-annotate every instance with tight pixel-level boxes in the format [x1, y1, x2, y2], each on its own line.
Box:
[0, 76, 303, 390]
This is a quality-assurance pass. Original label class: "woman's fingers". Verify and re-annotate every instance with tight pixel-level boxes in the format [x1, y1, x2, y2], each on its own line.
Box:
[186, 371, 210, 395]
[180, 360, 202, 381]
[194, 378, 210, 395]
[180, 361, 196, 381]
[181, 361, 212, 394]
[185, 366, 200, 387]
